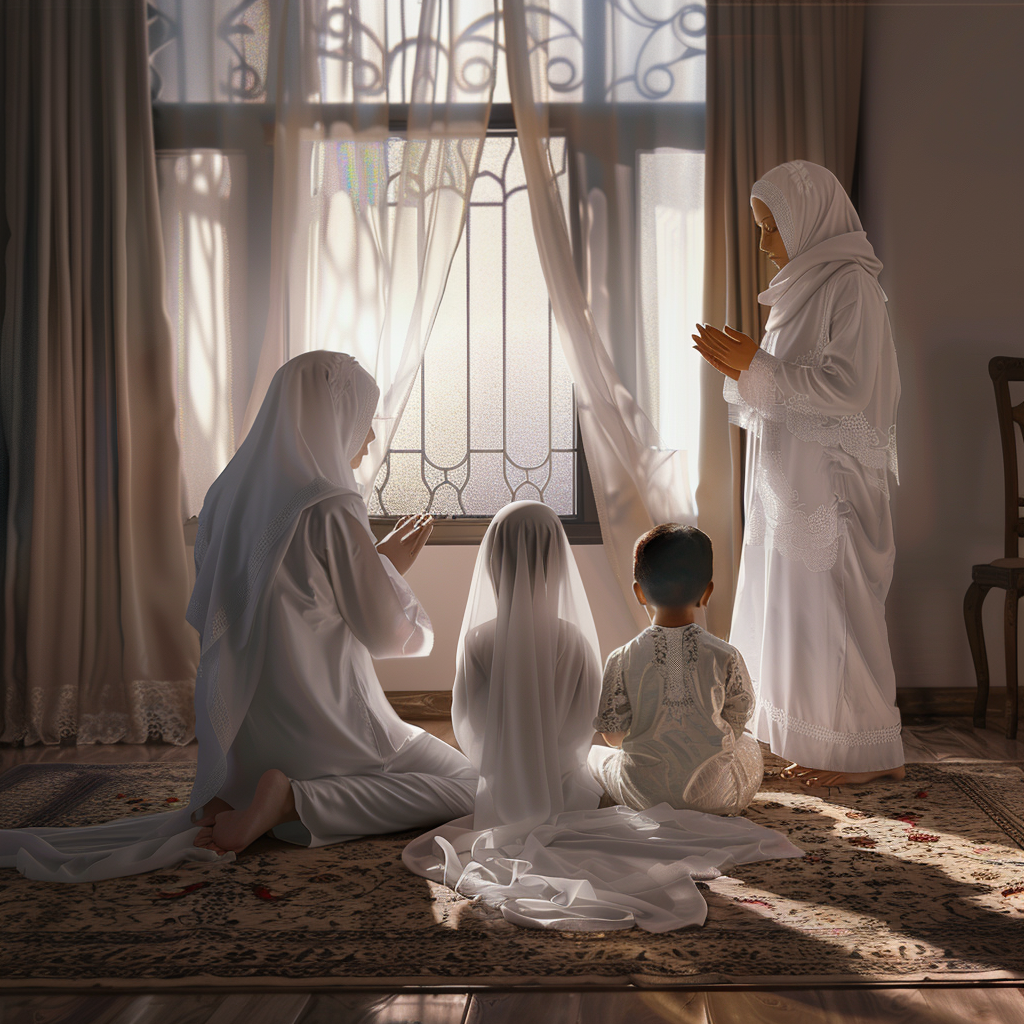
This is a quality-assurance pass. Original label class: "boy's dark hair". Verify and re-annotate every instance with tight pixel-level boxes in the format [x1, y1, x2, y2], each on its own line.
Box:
[633, 524, 713, 607]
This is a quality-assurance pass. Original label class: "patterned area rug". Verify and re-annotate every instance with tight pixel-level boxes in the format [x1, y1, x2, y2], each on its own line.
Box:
[1, 759, 1023, 989]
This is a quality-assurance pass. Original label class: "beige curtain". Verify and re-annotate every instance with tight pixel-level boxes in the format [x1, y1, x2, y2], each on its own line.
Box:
[1, 0, 197, 745]
[703, 0, 865, 587]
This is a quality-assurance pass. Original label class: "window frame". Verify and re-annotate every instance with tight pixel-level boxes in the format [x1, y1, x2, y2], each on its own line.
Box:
[152, 0, 707, 547]
[366, 103, 602, 544]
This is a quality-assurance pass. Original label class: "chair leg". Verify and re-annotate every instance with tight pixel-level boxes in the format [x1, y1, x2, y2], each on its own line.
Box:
[964, 580, 991, 728]
[1005, 587, 1019, 741]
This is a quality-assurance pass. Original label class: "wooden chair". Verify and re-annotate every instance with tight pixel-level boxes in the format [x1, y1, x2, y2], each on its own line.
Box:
[964, 356, 1024, 739]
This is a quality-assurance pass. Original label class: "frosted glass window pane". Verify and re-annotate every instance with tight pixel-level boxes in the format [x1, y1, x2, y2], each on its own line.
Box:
[373, 136, 576, 518]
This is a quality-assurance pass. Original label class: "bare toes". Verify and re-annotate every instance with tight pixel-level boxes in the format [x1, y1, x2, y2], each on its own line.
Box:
[193, 827, 215, 849]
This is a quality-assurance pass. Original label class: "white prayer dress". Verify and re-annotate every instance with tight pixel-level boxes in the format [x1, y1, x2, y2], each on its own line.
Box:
[0, 352, 475, 880]
[725, 160, 903, 773]
[588, 624, 764, 815]
[402, 501, 802, 933]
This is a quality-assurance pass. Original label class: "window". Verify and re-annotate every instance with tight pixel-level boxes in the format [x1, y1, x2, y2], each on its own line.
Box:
[150, 1, 705, 539]
[369, 133, 580, 520]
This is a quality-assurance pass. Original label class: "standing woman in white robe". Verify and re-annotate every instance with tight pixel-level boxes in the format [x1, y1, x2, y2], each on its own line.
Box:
[694, 160, 904, 786]
[403, 501, 802, 933]
[0, 352, 477, 880]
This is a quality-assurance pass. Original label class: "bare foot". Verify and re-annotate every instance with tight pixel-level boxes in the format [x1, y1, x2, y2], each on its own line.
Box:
[192, 769, 298, 856]
[780, 763, 906, 787]
[191, 796, 233, 828]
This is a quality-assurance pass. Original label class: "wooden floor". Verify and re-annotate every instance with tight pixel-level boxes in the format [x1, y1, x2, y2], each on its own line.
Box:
[2, 715, 1023, 1023]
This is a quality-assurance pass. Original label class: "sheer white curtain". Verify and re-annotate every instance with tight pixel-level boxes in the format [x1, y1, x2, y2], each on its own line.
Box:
[504, 2, 732, 633]
[151, 0, 498, 512]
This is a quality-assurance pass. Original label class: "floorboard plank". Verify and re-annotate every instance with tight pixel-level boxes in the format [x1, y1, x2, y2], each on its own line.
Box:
[298, 994, 470, 1024]
[0, 994, 138, 1024]
[204, 994, 310, 1024]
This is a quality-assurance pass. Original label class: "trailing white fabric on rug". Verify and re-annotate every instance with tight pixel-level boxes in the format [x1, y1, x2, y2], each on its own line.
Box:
[404, 803, 802, 933]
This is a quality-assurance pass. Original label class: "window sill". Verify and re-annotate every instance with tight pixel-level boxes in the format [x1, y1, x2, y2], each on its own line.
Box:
[185, 515, 604, 547]
[369, 518, 603, 545]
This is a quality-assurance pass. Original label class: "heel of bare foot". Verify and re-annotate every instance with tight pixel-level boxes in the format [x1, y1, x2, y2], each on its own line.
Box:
[781, 763, 906, 787]
[191, 796, 234, 828]
[194, 769, 298, 855]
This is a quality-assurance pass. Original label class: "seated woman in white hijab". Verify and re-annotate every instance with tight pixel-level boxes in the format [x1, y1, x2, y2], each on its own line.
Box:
[402, 501, 802, 934]
[0, 352, 476, 881]
[693, 160, 904, 788]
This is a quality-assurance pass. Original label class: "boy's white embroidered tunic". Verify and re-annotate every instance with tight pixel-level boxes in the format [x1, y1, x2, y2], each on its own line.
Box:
[725, 161, 904, 772]
[591, 624, 763, 815]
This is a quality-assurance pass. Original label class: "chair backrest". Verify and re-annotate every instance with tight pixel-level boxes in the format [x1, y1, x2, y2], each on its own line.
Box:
[989, 356, 1024, 559]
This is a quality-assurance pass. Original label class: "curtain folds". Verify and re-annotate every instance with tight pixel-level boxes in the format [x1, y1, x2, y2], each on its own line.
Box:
[152, 0, 498, 512]
[1, 0, 198, 745]
[504, 1, 719, 633]
[703, 0, 864, 362]
[233, 0, 499, 498]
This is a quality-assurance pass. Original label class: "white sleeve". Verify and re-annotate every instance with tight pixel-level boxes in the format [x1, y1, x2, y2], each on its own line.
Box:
[735, 276, 884, 421]
[322, 500, 433, 659]
[593, 647, 632, 733]
[720, 650, 755, 738]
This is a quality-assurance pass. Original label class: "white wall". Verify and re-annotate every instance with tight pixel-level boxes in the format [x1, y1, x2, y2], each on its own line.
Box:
[183, 530, 640, 693]
[859, 0, 1024, 689]
[374, 543, 639, 691]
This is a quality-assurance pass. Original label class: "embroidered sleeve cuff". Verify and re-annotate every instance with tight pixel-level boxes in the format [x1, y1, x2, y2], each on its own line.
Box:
[737, 348, 785, 419]
[593, 713, 632, 733]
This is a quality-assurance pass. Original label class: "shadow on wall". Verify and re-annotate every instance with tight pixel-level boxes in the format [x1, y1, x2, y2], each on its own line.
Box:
[182, 537, 639, 693]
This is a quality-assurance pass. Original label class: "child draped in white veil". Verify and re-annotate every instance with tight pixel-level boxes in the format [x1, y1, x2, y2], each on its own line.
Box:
[403, 500, 802, 933]
[449, 500, 605, 830]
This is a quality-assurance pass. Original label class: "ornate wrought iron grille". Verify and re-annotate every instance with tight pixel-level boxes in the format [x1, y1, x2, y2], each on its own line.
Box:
[148, 2, 706, 106]
[369, 134, 575, 517]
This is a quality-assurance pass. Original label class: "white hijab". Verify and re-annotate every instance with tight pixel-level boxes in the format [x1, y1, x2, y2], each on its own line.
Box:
[0, 352, 382, 881]
[186, 351, 380, 813]
[453, 500, 602, 833]
[751, 160, 884, 329]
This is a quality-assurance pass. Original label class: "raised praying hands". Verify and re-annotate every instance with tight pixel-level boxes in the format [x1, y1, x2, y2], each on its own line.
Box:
[376, 513, 434, 575]
[692, 323, 760, 380]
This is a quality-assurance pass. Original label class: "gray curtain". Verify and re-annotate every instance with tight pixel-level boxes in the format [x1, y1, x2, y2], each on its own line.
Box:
[1, 0, 197, 745]
[702, 0, 865, 584]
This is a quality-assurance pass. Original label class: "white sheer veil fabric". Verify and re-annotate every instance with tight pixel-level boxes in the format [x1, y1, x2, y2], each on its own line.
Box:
[452, 501, 602, 832]
[404, 502, 803, 933]
[0, 352, 379, 882]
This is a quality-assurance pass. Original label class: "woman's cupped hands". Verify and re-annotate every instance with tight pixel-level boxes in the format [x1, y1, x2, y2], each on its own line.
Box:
[376, 514, 434, 575]
[692, 324, 759, 380]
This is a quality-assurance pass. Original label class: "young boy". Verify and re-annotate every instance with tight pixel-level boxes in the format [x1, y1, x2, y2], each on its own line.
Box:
[587, 524, 763, 815]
